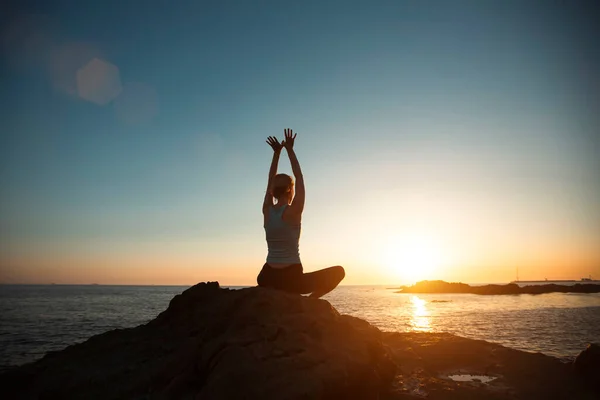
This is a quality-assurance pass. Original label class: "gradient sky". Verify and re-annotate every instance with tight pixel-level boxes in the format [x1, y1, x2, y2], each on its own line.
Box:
[1, 0, 599, 285]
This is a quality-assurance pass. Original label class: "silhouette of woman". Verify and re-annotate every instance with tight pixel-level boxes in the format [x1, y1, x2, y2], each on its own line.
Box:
[257, 129, 345, 298]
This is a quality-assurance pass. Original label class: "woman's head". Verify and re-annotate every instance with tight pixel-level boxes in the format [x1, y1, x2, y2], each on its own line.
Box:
[271, 173, 294, 203]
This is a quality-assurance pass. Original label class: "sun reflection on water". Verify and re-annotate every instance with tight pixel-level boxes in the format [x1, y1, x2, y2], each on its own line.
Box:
[410, 296, 431, 332]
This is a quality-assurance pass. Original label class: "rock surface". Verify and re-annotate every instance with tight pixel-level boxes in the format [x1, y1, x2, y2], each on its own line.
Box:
[1, 282, 598, 400]
[396, 280, 600, 295]
[1, 282, 395, 399]
[573, 343, 600, 392]
[381, 332, 598, 400]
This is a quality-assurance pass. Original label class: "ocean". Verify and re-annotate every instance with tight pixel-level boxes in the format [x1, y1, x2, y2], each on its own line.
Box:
[1, 284, 599, 371]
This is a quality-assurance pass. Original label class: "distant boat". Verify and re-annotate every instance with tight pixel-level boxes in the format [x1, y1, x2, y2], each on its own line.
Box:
[509, 277, 599, 284]
[510, 268, 598, 284]
[510, 279, 576, 284]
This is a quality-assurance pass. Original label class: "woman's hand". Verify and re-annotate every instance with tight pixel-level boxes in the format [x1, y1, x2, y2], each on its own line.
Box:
[283, 128, 297, 151]
[266, 136, 283, 153]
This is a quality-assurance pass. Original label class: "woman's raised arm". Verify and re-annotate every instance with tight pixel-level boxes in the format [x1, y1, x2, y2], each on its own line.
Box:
[283, 129, 305, 215]
[263, 136, 283, 213]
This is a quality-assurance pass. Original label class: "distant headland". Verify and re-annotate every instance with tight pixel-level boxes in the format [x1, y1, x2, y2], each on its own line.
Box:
[395, 280, 600, 295]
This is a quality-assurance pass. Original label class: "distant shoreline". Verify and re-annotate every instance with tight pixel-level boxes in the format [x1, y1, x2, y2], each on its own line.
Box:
[395, 280, 600, 295]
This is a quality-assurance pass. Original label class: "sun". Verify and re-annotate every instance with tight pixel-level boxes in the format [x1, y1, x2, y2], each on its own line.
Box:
[383, 234, 443, 284]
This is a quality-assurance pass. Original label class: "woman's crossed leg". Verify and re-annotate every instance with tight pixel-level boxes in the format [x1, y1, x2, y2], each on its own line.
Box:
[300, 266, 345, 298]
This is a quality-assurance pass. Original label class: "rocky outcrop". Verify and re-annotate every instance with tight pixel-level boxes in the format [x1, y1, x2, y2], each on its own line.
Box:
[382, 332, 598, 400]
[1, 282, 598, 399]
[1, 282, 395, 399]
[574, 343, 600, 392]
[396, 280, 600, 295]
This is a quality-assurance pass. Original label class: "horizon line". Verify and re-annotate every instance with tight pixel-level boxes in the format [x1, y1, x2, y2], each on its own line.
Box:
[2, 279, 590, 287]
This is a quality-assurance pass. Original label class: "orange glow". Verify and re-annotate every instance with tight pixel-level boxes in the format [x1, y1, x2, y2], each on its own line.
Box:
[0, 253, 253, 286]
[382, 234, 445, 284]
[409, 296, 431, 332]
[1, 226, 599, 285]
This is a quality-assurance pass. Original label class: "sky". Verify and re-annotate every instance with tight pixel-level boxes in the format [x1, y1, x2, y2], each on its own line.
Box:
[1, 0, 599, 285]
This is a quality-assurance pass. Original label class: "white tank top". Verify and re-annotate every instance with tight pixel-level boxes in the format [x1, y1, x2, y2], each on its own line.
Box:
[264, 205, 301, 265]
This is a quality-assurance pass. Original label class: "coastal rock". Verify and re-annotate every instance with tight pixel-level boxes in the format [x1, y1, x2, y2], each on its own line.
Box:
[574, 343, 600, 391]
[2, 282, 598, 400]
[382, 332, 598, 400]
[1, 282, 395, 400]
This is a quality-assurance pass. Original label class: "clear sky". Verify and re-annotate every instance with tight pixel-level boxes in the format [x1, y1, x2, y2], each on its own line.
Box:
[1, 0, 599, 285]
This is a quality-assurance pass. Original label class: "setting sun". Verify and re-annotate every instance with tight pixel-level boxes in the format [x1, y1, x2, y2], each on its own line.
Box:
[383, 234, 444, 283]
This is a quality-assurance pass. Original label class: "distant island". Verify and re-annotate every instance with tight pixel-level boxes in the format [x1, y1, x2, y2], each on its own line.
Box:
[395, 280, 600, 295]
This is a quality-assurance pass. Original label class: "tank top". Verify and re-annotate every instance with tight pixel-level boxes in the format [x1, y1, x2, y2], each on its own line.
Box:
[264, 205, 301, 266]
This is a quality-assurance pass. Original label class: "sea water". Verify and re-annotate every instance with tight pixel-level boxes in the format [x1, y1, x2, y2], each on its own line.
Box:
[1, 284, 599, 371]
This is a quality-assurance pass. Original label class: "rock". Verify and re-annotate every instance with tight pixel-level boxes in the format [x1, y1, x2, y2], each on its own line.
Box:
[574, 343, 600, 390]
[1, 282, 395, 400]
[2, 282, 598, 400]
[382, 333, 599, 400]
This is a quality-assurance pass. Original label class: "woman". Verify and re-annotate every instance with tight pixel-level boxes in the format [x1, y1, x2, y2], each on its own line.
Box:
[257, 128, 345, 298]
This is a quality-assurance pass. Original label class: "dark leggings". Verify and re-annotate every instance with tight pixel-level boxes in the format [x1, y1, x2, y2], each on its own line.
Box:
[257, 263, 345, 298]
